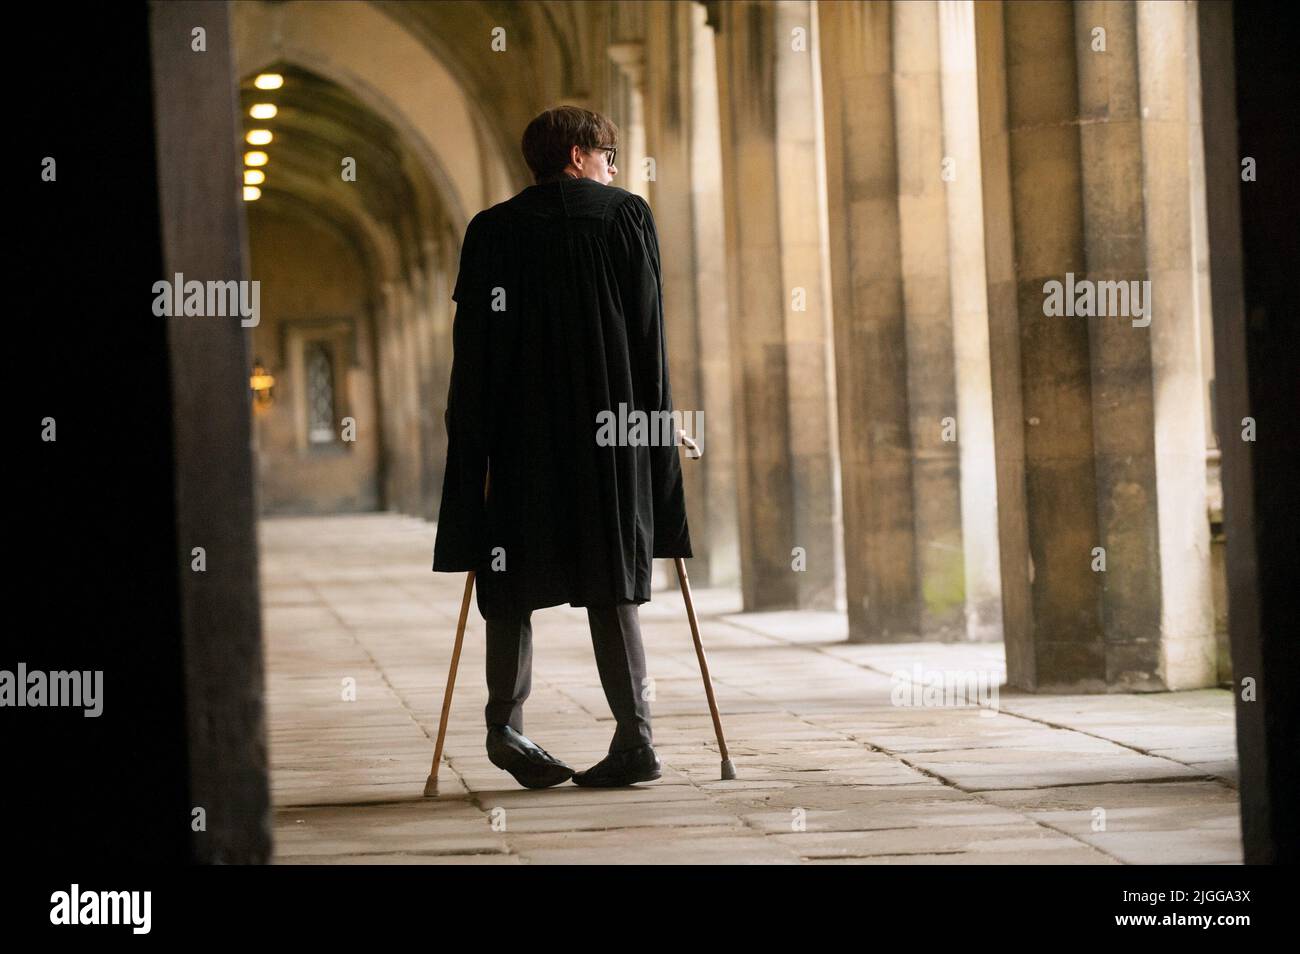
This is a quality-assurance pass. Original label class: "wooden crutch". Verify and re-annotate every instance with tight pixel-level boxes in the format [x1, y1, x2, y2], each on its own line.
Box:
[423, 464, 489, 797]
[673, 431, 736, 780]
[673, 555, 736, 780]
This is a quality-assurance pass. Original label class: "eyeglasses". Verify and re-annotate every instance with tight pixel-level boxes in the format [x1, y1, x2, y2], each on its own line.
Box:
[594, 144, 617, 168]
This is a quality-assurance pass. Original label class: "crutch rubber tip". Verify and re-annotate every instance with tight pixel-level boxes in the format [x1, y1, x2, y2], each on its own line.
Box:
[422, 775, 439, 797]
[720, 758, 737, 780]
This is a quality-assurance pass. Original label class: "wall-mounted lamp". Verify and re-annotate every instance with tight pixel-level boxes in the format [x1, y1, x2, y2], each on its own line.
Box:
[250, 358, 276, 411]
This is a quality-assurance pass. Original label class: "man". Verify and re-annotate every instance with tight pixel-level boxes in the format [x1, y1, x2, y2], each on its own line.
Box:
[432, 106, 693, 789]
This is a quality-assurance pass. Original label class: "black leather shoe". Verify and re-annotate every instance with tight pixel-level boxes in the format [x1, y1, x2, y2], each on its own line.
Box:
[486, 724, 574, 789]
[572, 743, 662, 787]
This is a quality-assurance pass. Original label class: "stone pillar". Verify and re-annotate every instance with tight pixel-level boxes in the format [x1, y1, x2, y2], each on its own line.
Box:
[147, 0, 270, 861]
[392, 279, 419, 515]
[938, 0, 1004, 642]
[415, 237, 441, 519]
[402, 279, 424, 516]
[818, 0, 922, 640]
[894, 1, 967, 640]
[1075, 0, 1163, 686]
[714, 0, 841, 611]
[642, 0, 740, 588]
[1133, 0, 1214, 686]
[426, 233, 454, 515]
[974, 0, 1214, 690]
[609, 41, 649, 200]
[1198, 0, 1300, 865]
[822, 0, 1003, 643]
[690, 0, 742, 588]
[1182, 4, 1229, 683]
[377, 280, 401, 510]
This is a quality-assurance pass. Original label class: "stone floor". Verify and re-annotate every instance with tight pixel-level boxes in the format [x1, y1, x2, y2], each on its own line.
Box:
[262, 513, 1242, 864]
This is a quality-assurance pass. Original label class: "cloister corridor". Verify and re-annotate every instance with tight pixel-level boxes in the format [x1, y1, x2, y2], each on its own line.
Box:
[262, 514, 1240, 864]
[19, 0, 1294, 891]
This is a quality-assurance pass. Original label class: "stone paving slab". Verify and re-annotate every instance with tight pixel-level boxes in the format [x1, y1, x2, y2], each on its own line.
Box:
[814, 847, 1119, 865]
[503, 826, 801, 865]
[262, 514, 1243, 864]
[769, 822, 1105, 860]
[274, 800, 508, 858]
[459, 798, 745, 835]
[278, 854, 525, 865]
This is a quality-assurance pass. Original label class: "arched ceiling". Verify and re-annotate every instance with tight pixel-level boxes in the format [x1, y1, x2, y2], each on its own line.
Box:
[233, 0, 628, 226]
[373, 0, 607, 185]
[233, 0, 513, 229]
[237, 63, 440, 286]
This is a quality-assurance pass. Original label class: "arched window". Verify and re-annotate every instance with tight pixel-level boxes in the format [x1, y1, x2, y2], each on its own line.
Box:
[305, 340, 337, 444]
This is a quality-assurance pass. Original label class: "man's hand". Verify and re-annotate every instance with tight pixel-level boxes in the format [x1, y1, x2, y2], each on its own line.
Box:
[677, 428, 701, 459]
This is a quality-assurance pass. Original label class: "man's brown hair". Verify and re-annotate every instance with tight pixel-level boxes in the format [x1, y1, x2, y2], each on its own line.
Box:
[521, 106, 619, 183]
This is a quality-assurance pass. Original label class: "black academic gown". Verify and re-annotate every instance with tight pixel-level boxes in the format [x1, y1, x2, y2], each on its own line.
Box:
[431, 176, 693, 619]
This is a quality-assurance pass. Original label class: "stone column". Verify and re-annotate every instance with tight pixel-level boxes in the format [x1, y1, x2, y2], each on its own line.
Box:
[938, 0, 1004, 642]
[714, 0, 841, 611]
[394, 279, 420, 515]
[427, 232, 454, 514]
[415, 236, 441, 519]
[641, 0, 740, 588]
[1133, 0, 1214, 686]
[818, 0, 922, 640]
[1198, 0, 1300, 865]
[822, 0, 1003, 643]
[894, 1, 967, 640]
[609, 41, 649, 200]
[147, 0, 270, 862]
[377, 280, 401, 510]
[974, 0, 1214, 690]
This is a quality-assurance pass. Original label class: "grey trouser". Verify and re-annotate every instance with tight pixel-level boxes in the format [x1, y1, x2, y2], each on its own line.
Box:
[485, 601, 652, 752]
